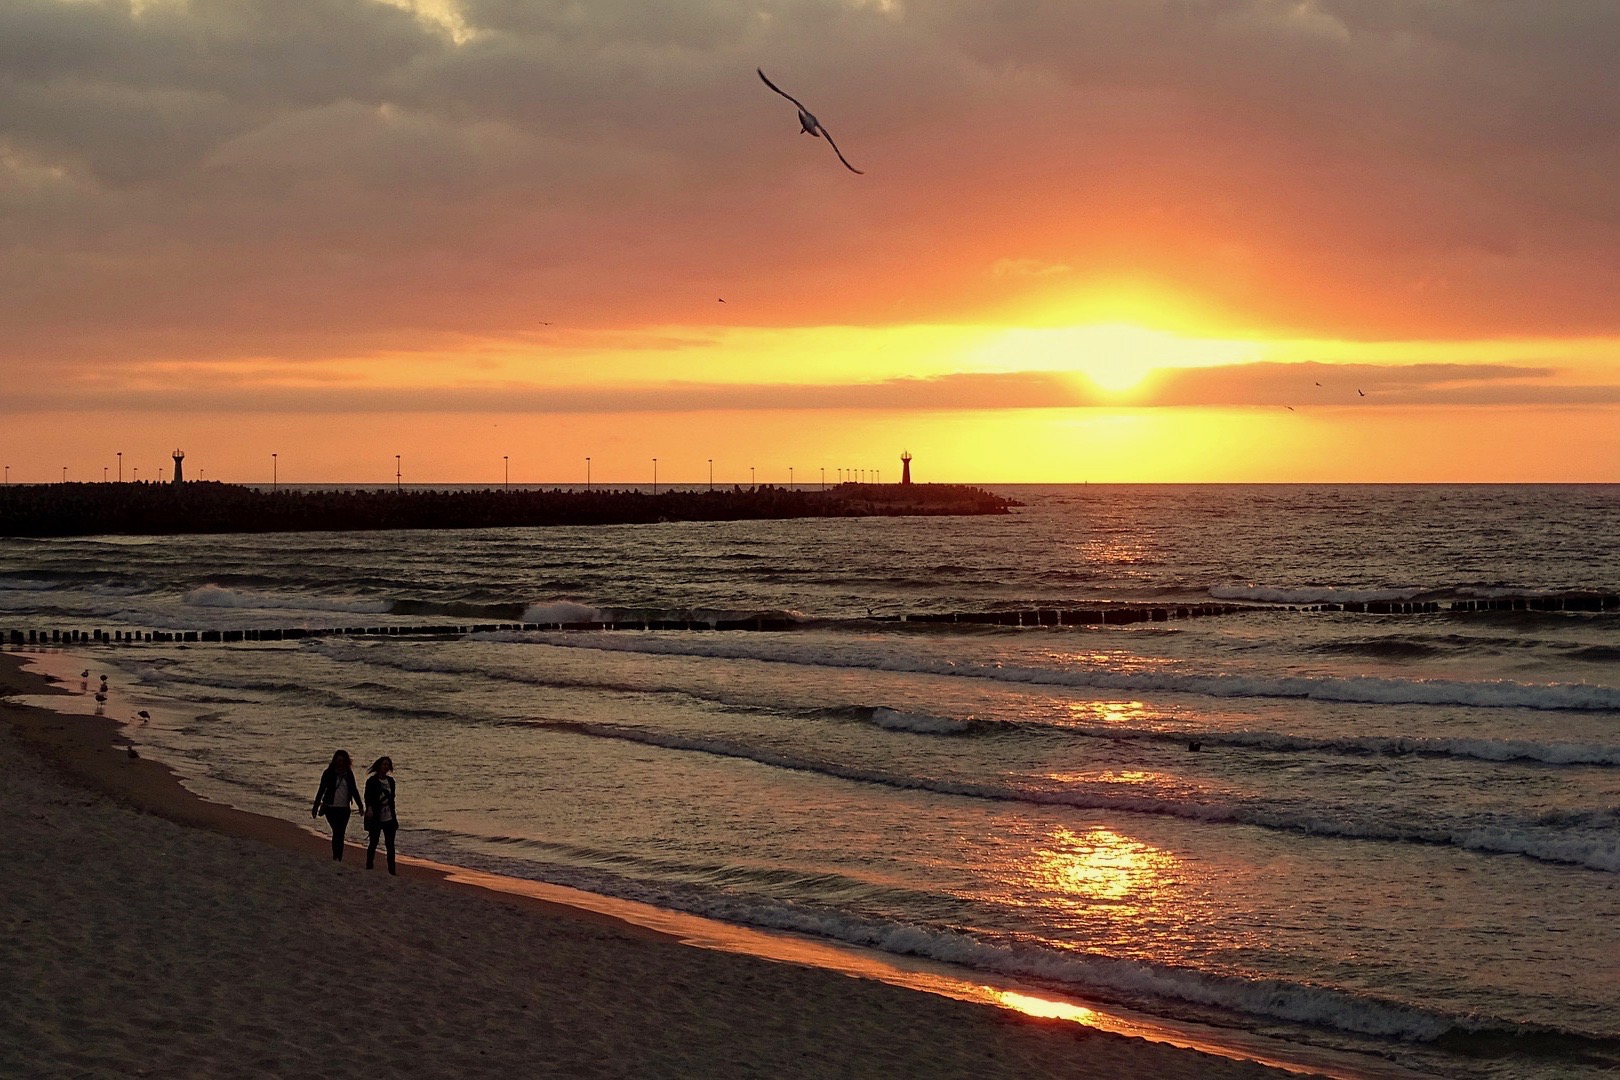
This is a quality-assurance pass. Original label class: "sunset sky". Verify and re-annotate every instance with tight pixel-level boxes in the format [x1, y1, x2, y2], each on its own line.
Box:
[4, 0, 1620, 483]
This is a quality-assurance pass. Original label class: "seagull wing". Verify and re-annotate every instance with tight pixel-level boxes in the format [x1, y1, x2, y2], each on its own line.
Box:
[817, 124, 864, 174]
[757, 68, 808, 112]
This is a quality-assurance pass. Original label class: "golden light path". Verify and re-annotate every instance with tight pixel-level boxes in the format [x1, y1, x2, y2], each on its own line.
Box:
[417, 858, 1414, 1079]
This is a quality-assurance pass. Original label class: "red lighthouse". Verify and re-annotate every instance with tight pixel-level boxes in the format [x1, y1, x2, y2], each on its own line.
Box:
[900, 450, 912, 485]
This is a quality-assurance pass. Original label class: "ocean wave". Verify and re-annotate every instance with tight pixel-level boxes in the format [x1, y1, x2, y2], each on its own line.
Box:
[304, 640, 1620, 765]
[534, 720, 1620, 872]
[526, 633, 1620, 712]
[1053, 724, 1620, 767]
[0, 579, 64, 595]
[1210, 584, 1426, 604]
[182, 584, 391, 614]
[417, 831, 1484, 1043]
[516, 599, 812, 628]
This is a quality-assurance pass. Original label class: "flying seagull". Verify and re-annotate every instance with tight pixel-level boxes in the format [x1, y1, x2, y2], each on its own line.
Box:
[1357, 389, 1366, 397]
[757, 69, 863, 175]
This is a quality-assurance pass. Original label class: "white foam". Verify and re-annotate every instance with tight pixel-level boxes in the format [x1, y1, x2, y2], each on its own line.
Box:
[869, 708, 974, 735]
[181, 584, 390, 614]
[521, 600, 605, 624]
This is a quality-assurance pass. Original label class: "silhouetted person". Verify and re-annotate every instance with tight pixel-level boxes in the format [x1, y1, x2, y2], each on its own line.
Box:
[311, 750, 363, 861]
[364, 756, 398, 875]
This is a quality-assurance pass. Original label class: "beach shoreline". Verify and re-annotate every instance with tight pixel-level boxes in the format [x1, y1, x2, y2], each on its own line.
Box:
[0, 647, 1376, 1080]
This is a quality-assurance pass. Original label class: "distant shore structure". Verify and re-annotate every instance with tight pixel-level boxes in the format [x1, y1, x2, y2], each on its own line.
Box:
[171, 449, 185, 485]
[900, 450, 912, 485]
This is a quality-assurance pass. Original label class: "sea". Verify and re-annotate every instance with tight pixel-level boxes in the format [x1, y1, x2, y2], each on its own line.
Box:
[3, 484, 1618, 1078]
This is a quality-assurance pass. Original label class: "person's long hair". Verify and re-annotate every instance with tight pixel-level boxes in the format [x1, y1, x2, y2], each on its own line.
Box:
[328, 749, 352, 772]
[368, 756, 393, 775]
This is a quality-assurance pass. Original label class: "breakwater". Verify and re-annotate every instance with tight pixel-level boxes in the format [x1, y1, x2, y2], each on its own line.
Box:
[7, 591, 1616, 649]
[0, 481, 1015, 537]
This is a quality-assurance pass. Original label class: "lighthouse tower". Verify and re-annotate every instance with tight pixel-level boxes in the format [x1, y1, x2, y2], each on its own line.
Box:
[171, 449, 185, 485]
[900, 450, 912, 485]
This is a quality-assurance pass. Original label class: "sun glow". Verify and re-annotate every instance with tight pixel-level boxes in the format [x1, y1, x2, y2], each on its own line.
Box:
[964, 322, 1263, 395]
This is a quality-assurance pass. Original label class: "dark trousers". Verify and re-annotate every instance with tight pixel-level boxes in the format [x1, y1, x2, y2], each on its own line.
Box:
[366, 820, 398, 874]
[323, 808, 351, 861]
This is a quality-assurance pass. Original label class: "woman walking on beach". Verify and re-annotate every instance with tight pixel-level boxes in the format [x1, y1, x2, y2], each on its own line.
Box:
[363, 756, 399, 875]
[310, 750, 363, 861]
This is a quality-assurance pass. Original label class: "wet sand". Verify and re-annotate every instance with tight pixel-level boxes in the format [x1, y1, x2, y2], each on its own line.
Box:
[0, 651, 1319, 1079]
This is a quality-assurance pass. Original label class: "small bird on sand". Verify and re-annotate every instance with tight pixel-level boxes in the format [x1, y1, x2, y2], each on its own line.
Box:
[757, 68, 864, 174]
[80, 669, 90, 678]
[137, 710, 150, 723]
[94, 692, 107, 703]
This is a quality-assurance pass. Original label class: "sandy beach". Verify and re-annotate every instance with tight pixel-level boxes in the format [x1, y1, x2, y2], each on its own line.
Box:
[0, 650, 1325, 1080]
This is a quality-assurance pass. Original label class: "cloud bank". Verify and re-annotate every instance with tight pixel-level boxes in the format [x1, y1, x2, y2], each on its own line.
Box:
[3, 0, 1620, 376]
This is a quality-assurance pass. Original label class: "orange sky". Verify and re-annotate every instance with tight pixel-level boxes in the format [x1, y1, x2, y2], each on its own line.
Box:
[3, 0, 1620, 482]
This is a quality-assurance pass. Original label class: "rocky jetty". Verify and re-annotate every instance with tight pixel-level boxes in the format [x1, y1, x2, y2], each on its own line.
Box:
[0, 481, 1016, 538]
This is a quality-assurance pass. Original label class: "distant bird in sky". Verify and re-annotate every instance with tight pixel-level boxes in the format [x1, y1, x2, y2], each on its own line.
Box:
[757, 68, 864, 175]
[1358, 389, 1366, 397]
[1314, 381, 1323, 387]
[718, 298, 726, 303]
[1285, 406, 1296, 412]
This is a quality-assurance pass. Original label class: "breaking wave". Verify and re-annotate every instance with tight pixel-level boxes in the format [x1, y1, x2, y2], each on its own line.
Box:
[526, 633, 1620, 712]
[534, 720, 1620, 872]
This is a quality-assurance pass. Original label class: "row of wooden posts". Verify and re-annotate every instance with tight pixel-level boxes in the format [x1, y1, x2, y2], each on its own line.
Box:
[6, 593, 1616, 648]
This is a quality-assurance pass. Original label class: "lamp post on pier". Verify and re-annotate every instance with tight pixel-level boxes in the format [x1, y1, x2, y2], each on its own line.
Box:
[652, 458, 658, 496]
[504, 455, 509, 491]
[117, 452, 122, 482]
[789, 466, 794, 490]
[586, 457, 591, 491]
[272, 453, 277, 492]
[750, 466, 755, 489]
[708, 459, 713, 492]
[820, 467, 825, 491]
[395, 454, 401, 492]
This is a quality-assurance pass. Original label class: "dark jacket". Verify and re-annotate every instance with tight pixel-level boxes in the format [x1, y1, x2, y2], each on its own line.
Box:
[312, 765, 363, 815]
[363, 775, 396, 826]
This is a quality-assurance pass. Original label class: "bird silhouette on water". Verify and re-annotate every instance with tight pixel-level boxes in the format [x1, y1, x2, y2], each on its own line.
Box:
[758, 69, 864, 174]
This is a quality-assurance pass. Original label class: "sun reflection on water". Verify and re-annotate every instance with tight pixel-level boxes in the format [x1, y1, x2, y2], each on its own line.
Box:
[992, 989, 1098, 1024]
[1028, 825, 1179, 908]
